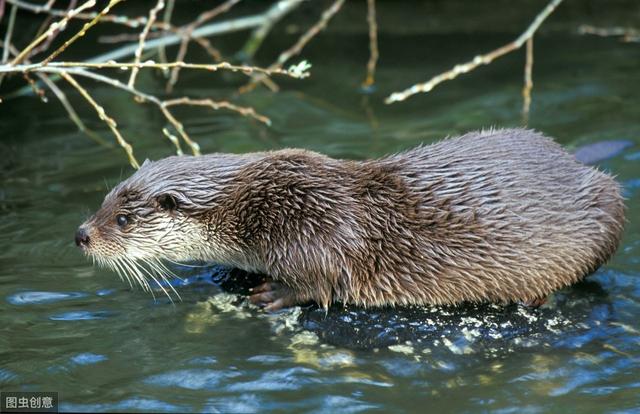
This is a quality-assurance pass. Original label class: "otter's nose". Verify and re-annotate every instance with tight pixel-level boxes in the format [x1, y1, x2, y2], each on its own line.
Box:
[75, 227, 90, 247]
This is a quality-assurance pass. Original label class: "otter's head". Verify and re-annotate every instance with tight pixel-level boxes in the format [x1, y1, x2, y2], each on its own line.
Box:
[75, 155, 238, 293]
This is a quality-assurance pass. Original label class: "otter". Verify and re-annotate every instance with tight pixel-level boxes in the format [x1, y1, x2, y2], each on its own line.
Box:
[75, 128, 625, 311]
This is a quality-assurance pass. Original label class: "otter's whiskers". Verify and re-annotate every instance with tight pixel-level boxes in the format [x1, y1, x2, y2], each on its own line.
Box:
[100, 255, 182, 302]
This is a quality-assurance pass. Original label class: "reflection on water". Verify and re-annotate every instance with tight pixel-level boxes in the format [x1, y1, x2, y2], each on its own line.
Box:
[1, 4, 640, 413]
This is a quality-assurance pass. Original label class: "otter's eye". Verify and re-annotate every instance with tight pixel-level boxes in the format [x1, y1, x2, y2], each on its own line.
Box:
[116, 214, 128, 227]
[157, 194, 178, 211]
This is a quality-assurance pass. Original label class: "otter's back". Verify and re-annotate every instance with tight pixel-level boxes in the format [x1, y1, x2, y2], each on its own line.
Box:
[377, 128, 624, 304]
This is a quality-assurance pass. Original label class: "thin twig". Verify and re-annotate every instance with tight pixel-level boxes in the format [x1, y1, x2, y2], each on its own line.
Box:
[578, 24, 640, 42]
[41, 0, 124, 66]
[27, 66, 274, 155]
[7, 0, 163, 29]
[167, 0, 240, 93]
[238, 0, 304, 60]
[0, 3, 17, 86]
[22, 71, 46, 100]
[157, 0, 175, 64]
[32, 14, 56, 45]
[98, 32, 156, 44]
[99, 29, 223, 62]
[2, 0, 316, 167]
[60, 71, 139, 168]
[274, 0, 345, 68]
[29, 0, 79, 58]
[11, 0, 96, 65]
[362, 0, 378, 88]
[86, 68, 202, 155]
[240, 0, 345, 94]
[2, 4, 17, 63]
[522, 37, 533, 124]
[34, 66, 198, 154]
[4, 61, 310, 79]
[38, 72, 108, 146]
[157, 105, 200, 155]
[16, 0, 220, 65]
[385, 0, 563, 104]
[191, 36, 222, 61]
[94, 1, 300, 64]
[162, 127, 183, 155]
[2, 38, 107, 145]
[128, 0, 164, 88]
[78, 2, 306, 67]
[163, 97, 271, 125]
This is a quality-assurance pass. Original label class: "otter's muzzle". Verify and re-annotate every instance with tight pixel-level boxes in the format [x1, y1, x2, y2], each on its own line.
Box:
[75, 227, 90, 248]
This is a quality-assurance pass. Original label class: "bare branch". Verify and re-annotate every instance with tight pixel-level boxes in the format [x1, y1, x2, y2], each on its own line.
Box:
[385, 0, 563, 104]
[29, 1, 80, 58]
[157, 0, 175, 64]
[522, 37, 533, 124]
[162, 127, 183, 155]
[2, 0, 318, 167]
[23, 66, 272, 156]
[128, 0, 164, 88]
[157, 105, 200, 156]
[362, 0, 378, 88]
[0, 3, 18, 87]
[7, 0, 165, 29]
[29, 66, 199, 154]
[238, 0, 304, 60]
[21, 71, 47, 101]
[275, 0, 345, 68]
[578, 25, 640, 43]
[60, 71, 139, 168]
[41, 0, 124, 66]
[88, 2, 306, 66]
[240, 0, 345, 94]
[38, 72, 109, 146]
[11, 0, 96, 65]
[163, 97, 271, 126]
[2, 60, 310, 79]
[2, 4, 17, 63]
[2, 37, 107, 146]
[167, 0, 240, 93]
[190, 36, 222, 62]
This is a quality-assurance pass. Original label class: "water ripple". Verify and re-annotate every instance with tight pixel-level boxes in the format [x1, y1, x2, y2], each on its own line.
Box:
[187, 356, 217, 365]
[7, 291, 87, 305]
[61, 398, 188, 413]
[144, 369, 241, 390]
[309, 395, 381, 414]
[225, 367, 319, 392]
[0, 368, 18, 384]
[204, 394, 263, 413]
[49, 310, 113, 321]
[70, 353, 108, 366]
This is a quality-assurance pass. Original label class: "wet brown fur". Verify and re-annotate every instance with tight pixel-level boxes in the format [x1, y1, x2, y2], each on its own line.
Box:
[79, 128, 625, 309]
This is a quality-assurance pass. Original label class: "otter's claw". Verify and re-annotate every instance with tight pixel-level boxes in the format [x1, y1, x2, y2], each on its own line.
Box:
[249, 281, 296, 312]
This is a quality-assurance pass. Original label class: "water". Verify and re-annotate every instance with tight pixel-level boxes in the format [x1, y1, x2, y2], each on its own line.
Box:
[2, 3, 640, 413]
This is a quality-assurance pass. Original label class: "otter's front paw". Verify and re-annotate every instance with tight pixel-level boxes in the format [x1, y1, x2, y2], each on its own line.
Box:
[521, 296, 548, 308]
[249, 281, 297, 312]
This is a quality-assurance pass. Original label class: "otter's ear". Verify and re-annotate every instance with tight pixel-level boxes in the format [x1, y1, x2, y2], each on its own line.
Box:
[156, 194, 178, 211]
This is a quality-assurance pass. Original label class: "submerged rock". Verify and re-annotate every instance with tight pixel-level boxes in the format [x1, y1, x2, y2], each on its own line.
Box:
[299, 283, 611, 352]
[193, 265, 613, 352]
[573, 139, 633, 165]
